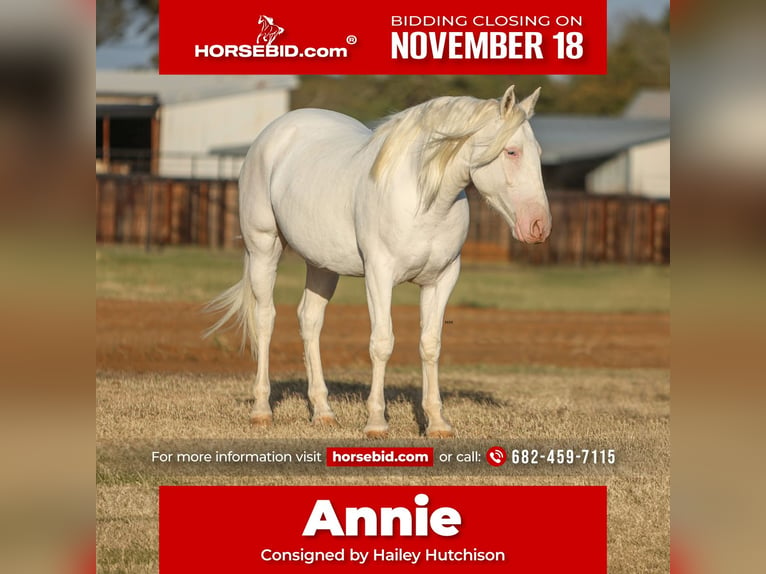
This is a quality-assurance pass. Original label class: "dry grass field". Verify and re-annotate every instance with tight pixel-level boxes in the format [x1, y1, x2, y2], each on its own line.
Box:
[96, 247, 670, 573]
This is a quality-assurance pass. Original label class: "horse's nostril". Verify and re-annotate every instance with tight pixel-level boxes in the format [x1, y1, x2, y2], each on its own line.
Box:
[531, 219, 543, 239]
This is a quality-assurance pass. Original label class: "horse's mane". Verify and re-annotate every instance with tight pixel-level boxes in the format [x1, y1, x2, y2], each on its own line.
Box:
[369, 96, 527, 210]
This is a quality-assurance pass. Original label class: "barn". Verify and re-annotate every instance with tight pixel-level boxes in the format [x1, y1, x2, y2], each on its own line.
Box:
[533, 89, 670, 198]
[96, 71, 299, 178]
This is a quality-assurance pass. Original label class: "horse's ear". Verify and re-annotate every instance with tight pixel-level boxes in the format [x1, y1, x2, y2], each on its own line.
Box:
[500, 85, 516, 118]
[519, 87, 541, 119]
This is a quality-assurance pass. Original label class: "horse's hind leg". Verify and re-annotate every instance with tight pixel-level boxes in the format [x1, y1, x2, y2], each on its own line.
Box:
[245, 232, 284, 425]
[298, 264, 339, 425]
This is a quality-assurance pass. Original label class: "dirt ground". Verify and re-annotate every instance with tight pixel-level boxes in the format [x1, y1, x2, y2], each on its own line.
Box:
[97, 299, 669, 373]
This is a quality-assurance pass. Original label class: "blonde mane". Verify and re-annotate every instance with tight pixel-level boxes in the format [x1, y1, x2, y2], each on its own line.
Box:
[370, 95, 528, 210]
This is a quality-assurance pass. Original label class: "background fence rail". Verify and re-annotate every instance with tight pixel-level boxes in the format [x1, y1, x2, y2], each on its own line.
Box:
[96, 175, 669, 263]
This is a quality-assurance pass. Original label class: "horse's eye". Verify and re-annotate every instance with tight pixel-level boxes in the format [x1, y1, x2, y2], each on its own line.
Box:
[506, 149, 518, 157]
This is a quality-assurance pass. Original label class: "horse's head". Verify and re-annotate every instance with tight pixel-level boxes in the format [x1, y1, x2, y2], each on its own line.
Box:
[468, 86, 551, 244]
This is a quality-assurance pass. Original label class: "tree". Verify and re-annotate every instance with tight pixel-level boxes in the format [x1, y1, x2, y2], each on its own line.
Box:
[291, 75, 557, 123]
[96, 0, 158, 46]
[553, 11, 670, 115]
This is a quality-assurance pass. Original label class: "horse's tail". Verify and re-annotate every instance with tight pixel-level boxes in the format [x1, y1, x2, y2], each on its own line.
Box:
[203, 253, 258, 357]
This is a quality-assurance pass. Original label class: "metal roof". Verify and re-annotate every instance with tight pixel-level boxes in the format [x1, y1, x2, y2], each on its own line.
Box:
[530, 116, 669, 165]
[96, 70, 299, 105]
[96, 103, 159, 119]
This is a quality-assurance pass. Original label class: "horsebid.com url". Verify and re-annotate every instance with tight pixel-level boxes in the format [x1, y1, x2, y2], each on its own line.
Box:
[194, 45, 349, 58]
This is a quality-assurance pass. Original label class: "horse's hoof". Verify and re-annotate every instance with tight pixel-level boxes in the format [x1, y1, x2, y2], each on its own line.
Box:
[364, 429, 389, 439]
[313, 415, 339, 427]
[249, 414, 273, 426]
[426, 428, 455, 438]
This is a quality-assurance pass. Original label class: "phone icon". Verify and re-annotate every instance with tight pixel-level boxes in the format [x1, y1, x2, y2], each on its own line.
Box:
[486, 446, 506, 467]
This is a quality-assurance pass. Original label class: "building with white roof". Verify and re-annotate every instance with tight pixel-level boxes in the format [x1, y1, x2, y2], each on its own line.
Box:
[96, 71, 299, 178]
[532, 89, 670, 198]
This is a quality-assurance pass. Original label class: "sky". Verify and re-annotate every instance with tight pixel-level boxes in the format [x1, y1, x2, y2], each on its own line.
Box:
[96, 0, 670, 69]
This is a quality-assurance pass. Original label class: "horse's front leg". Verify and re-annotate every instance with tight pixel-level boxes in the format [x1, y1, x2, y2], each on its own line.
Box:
[363, 266, 394, 438]
[419, 257, 461, 437]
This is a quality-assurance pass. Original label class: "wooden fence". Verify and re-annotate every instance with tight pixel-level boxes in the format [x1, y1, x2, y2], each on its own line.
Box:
[96, 175, 669, 263]
[463, 189, 669, 264]
[96, 175, 241, 249]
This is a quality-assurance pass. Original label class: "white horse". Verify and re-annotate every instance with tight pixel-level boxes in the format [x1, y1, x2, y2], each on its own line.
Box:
[257, 15, 284, 46]
[207, 86, 551, 437]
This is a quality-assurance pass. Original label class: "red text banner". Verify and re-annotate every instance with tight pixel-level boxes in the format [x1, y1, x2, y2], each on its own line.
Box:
[159, 486, 606, 572]
[159, 0, 606, 75]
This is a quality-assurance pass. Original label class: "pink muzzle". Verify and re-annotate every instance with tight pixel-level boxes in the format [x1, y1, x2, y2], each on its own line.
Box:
[515, 205, 552, 244]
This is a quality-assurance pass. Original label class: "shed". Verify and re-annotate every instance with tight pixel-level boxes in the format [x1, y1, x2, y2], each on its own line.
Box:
[96, 71, 299, 178]
[585, 136, 670, 198]
[531, 89, 670, 198]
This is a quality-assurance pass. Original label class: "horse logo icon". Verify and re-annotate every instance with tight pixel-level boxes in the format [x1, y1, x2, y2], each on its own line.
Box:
[257, 15, 285, 46]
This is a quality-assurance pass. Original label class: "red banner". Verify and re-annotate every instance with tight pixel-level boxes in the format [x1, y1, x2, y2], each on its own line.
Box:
[159, 486, 606, 572]
[159, 0, 607, 75]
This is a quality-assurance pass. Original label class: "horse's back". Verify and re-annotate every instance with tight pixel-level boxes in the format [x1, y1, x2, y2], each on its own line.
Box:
[277, 108, 370, 137]
[245, 108, 368, 165]
[239, 108, 372, 275]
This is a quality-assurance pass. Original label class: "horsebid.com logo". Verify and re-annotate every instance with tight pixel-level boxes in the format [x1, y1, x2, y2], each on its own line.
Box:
[256, 15, 284, 46]
[194, 14, 352, 59]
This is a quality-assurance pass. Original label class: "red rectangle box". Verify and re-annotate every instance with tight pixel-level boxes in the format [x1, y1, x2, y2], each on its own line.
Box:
[159, 0, 606, 75]
[326, 447, 434, 467]
[159, 486, 606, 573]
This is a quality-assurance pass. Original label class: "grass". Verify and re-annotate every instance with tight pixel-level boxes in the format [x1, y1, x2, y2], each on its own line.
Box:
[96, 245, 670, 313]
[96, 366, 669, 573]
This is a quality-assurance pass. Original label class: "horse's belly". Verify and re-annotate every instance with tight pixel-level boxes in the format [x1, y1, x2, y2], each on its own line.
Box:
[294, 235, 365, 277]
[273, 195, 365, 276]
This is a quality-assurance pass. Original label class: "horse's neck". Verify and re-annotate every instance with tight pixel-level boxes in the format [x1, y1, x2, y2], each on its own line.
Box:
[429, 141, 472, 214]
[364, 131, 470, 216]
